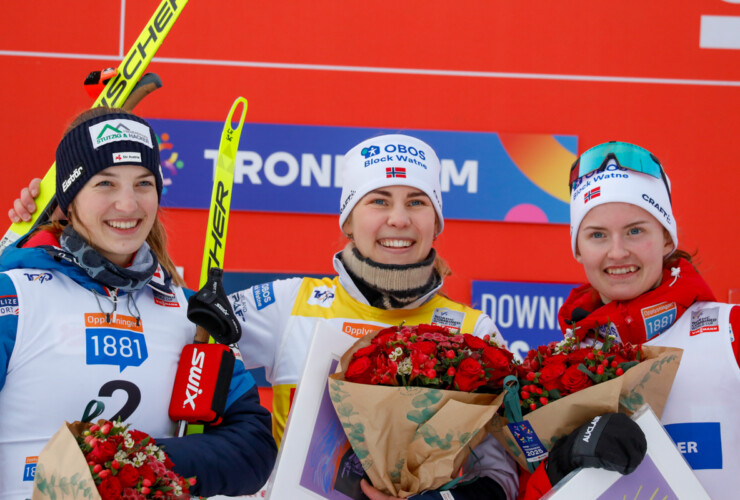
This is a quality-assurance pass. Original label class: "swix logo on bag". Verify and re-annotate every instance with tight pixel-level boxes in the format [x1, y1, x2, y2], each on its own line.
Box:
[169, 343, 235, 425]
[184, 347, 205, 410]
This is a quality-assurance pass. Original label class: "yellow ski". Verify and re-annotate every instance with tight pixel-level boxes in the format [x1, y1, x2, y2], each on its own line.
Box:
[199, 97, 248, 288]
[0, 0, 188, 252]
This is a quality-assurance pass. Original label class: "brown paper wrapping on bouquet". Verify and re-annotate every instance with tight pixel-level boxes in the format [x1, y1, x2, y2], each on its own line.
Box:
[328, 331, 505, 498]
[32, 421, 101, 500]
[488, 345, 683, 469]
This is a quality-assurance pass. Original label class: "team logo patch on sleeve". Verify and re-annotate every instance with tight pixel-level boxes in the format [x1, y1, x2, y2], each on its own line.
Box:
[640, 301, 677, 340]
[0, 295, 19, 316]
[690, 307, 720, 336]
[307, 285, 336, 307]
[84, 313, 148, 372]
[665, 422, 723, 470]
[252, 283, 276, 310]
[431, 308, 465, 329]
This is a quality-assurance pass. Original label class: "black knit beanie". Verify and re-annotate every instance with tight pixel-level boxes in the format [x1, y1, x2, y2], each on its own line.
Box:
[55, 112, 162, 214]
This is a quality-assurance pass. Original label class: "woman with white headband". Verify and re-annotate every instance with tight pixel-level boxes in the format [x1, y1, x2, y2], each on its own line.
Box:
[8, 134, 520, 500]
[523, 141, 739, 499]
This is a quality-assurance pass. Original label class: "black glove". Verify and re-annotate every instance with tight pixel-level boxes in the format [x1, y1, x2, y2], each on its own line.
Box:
[546, 412, 647, 485]
[187, 267, 242, 345]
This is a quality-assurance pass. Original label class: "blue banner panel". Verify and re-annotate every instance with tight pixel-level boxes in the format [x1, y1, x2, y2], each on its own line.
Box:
[150, 119, 576, 224]
[471, 280, 580, 360]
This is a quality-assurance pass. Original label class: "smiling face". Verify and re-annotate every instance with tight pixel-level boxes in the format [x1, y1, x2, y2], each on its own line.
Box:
[341, 185, 438, 265]
[575, 202, 674, 304]
[69, 165, 159, 266]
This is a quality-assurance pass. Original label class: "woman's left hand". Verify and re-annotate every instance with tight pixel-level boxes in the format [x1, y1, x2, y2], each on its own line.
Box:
[360, 479, 403, 500]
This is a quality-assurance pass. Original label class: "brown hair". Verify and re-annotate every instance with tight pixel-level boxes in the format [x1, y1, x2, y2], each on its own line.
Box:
[30, 107, 186, 287]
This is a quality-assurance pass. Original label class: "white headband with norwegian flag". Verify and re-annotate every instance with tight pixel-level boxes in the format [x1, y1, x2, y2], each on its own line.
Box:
[570, 159, 678, 257]
[338, 134, 444, 235]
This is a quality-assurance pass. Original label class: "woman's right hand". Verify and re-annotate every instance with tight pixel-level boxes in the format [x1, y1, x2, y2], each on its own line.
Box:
[9, 178, 42, 223]
[8, 178, 63, 223]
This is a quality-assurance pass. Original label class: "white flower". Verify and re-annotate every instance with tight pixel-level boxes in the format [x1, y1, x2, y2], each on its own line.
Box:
[131, 451, 147, 467]
[397, 358, 413, 376]
[114, 450, 128, 463]
[389, 352, 398, 361]
[394, 347, 403, 357]
[173, 485, 183, 496]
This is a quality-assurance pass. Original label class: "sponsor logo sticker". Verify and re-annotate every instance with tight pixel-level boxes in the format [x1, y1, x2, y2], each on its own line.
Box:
[342, 322, 383, 339]
[308, 285, 336, 307]
[231, 291, 249, 321]
[23, 456, 37, 482]
[61, 165, 84, 192]
[431, 308, 465, 329]
[153, 289, 180, 308]
[0, 295, 18, 317]
[23, 272, 52, 283]
[113, 152, 142, 163]
[641, 301, 677, 340]
[665, 422, 722, 470]
[252, 283, 276, 310]
[689, 307, 720, 336]
[85, 313, 148, 371]
[88, 119, 153, 149]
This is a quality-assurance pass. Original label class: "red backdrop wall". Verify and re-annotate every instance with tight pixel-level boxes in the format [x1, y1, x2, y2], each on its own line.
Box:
[1, 1, 739, 305]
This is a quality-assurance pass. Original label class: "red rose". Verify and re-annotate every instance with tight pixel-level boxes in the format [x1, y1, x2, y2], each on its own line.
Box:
[543, 353, 568, 366]
[97, 476, 123, 500]
[345, 357, 374, 384]
[128, 429, 150, 444]
[117, 463, 140, 488]
[453, 358, 486, 392]
[482, 346, 514, 385]
[353, 345, 378, 358]
[561, 365, 594, 393]
[566, 348, 591, 365]
[462, 334, 488, 350]
[85, 440, 117, 464]
[137, 464, 156, 484]
[409, 341, 436, 356]
[372, 327, 397, 347]
[539, 361, 566, 392]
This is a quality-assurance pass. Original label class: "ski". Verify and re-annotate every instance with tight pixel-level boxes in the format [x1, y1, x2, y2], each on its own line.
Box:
[0, 0, 188, 252]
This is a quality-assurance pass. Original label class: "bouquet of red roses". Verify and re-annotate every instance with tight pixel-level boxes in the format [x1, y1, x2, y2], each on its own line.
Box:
[344, 323, 516, 392]
[329, 324, 514, 498]
[488, 334, 682, 469]
[514, 336, 643, 414]
[32, 420, 195, 500]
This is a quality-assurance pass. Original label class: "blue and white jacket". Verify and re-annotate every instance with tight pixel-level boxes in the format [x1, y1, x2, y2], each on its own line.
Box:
[0, 236, 276, 498]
